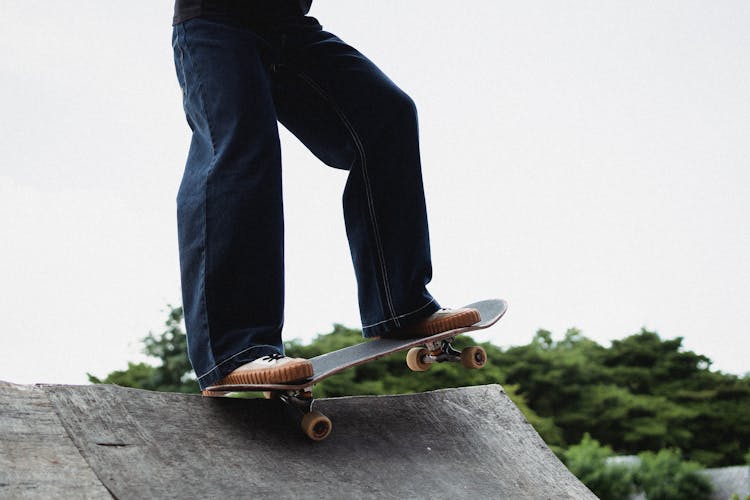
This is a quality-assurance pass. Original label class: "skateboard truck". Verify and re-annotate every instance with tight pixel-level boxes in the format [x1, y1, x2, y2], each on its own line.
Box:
[204, 386, 333, 441]
[268, 388, 333, 441]
[406, 337, 487, 371]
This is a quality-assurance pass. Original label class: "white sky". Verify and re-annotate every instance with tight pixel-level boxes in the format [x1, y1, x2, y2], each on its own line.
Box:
[1, 1, 748, 385]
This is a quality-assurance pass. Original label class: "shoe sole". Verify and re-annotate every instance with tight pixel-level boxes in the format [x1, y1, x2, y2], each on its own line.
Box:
[411, 308, 481, 336]
[213, 359, 314, 387]
[380, 308, 482, 340]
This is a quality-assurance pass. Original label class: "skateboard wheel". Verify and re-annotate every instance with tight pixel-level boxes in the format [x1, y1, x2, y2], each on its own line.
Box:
[301, 411, 332, 441]
[262, 391, 280, 400]
[406, 347, 431, 372]
[460, 346, 487, 369]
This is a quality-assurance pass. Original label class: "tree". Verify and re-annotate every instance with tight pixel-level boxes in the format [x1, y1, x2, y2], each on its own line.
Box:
[499, 327, 750, 466]
[563, 433, 634, 500]
[88, 305, 198, 393]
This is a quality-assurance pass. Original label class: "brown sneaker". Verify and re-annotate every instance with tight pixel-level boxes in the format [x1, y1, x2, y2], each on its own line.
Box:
[213, 353, 313, 386]
[383, 307, 481, 340]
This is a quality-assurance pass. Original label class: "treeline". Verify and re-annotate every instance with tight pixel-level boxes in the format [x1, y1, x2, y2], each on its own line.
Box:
[90, 306, 750, 470]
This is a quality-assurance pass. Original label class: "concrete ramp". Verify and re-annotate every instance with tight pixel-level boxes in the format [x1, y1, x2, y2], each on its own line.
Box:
[1, 381, 595, 499]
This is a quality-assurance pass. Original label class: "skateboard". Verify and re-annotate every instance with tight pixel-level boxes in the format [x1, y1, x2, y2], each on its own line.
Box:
[205, 298, 508, 441]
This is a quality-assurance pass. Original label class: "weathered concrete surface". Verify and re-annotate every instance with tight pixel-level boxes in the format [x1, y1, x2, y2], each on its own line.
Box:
[0, 382, 110, 499]
[1, 382, 595, 499]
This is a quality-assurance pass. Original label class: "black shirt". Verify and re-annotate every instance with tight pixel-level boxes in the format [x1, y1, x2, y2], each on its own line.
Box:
[173, 0, 313, 25]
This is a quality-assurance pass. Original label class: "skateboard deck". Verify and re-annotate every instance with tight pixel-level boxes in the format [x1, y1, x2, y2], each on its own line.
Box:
[206, 298, 508, 393]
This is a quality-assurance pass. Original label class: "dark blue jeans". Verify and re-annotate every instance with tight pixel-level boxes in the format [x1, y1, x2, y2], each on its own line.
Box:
[172, 15, 440, 389]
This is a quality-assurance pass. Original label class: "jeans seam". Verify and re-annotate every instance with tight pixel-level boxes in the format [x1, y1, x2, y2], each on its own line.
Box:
[196, 344, 282, 381]
[361, 298, 436, 329]
[179, 30, 188, 96]
[182, 21, 218, 365]
[295, 71, 400, 327]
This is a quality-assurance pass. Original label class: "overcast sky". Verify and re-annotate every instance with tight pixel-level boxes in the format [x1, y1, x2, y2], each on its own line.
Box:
[1, 1, 748, 385]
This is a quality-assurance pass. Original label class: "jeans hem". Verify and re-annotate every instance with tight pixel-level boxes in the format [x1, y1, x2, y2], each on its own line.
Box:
[361, 299, 441, 338]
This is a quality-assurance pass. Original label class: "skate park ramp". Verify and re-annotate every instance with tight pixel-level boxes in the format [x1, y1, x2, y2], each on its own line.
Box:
[1, 381, 595, 499]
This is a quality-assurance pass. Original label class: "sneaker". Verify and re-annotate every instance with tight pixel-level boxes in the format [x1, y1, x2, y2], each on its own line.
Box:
[215, 353, 313, 386]
[381, 307, 481, 340]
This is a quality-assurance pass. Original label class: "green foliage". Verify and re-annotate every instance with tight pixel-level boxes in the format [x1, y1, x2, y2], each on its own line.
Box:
[496, 328, 608, 441]
[571, 385, 695, 452]
[634, 449, 712, 500]
[88, 362, 157, 388]
[563, 435, 715, 500]
[563, 434, 634, 500]
[504, 384, 564, 449]
[746, 448, 750, 465]
[499, 327, 750, 467]
[88, 305, 199, 393]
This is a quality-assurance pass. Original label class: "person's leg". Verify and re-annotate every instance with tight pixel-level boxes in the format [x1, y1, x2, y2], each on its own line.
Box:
[270, 19, 478, 338]
[173, 18, 308, 389]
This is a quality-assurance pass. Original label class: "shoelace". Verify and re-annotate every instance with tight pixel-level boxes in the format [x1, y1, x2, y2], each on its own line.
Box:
[261, 353, 285, 361]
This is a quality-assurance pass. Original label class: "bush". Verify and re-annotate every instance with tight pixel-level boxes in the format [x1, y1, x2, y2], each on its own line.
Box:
[634, 449, 712, 500]
[564, 434, 635, 500]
